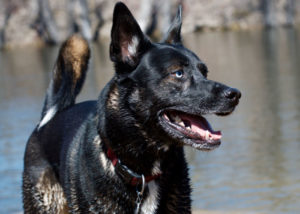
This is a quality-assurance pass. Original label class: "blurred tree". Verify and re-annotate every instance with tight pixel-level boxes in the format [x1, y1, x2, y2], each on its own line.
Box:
[0, 0, 299, 48]
[0, 0, 18, 48]
[93, 3, 104, 41]
[70, 0, 92, 41]
[137, 0, 183, 39]
[261, 0, 277, 27]
[261, 0, 295, 28]
[33, 0, 60, 44]
[284, 0, 295, 26]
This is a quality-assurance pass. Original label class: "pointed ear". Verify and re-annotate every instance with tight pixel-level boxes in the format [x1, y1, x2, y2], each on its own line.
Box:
[110, 2, 151, 68]
[162, 5, 182, 44]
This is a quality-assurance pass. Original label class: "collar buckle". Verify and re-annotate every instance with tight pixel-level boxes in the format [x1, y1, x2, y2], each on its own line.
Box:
[115, 160, 142, 185]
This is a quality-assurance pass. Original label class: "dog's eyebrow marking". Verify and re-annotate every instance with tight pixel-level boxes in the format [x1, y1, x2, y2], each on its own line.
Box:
[38, 106, 57, 130]
[167, 64, 183, 72]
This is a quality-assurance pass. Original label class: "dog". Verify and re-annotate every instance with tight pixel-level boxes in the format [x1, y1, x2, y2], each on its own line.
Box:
[23, 2, 241, 214]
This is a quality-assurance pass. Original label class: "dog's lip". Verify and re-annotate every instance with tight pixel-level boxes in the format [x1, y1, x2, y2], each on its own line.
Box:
[158, 109, 222, 149]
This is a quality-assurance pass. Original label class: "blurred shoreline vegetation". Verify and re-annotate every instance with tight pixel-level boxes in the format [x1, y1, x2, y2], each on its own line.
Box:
[0, 0, 299, 49]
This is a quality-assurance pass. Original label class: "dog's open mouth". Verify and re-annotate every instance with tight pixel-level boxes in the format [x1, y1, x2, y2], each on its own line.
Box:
[160, 110, 222, 150]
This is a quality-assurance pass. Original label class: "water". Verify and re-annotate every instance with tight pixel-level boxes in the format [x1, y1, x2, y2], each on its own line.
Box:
[1, 29, 300, 213]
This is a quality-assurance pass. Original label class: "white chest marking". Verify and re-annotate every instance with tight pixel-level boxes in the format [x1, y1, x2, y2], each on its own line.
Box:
[141, 181, 160, 214]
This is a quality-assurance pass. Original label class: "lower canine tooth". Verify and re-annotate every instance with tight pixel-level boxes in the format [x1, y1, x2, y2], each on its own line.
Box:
[164, 114, 168, 120]
[179, 121, 185, 127]
[205, 130, 209, 140]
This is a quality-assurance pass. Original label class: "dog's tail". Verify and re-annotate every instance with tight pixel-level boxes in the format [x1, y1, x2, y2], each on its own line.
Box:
[38, 35, 90, 130]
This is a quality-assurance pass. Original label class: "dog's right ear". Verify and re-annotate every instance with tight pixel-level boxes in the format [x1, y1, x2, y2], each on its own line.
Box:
[161, 5, 182, 44]
[110, 2, 152, 71]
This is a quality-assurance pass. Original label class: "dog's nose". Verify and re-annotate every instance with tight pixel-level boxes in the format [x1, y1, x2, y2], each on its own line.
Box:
[223, 88, 241, 101]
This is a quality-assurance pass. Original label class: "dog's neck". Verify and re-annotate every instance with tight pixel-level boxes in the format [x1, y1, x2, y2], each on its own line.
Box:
[97, 80, 171, 176]
[105, 145, 162, 185]
[98, 131, 167, 177]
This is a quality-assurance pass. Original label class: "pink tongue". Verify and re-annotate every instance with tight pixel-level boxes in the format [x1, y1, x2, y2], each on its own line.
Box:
[181, 115, 222, 140]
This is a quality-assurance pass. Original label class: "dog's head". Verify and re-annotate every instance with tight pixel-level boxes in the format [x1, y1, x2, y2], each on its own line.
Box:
[108, 2, 241, 151]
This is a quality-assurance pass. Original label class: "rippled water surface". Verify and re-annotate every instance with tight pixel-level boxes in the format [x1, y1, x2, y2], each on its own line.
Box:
[1, 29, 300, 213]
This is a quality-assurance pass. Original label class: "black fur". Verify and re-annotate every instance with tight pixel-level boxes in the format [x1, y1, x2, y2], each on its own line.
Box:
[23, 2, 241, 214]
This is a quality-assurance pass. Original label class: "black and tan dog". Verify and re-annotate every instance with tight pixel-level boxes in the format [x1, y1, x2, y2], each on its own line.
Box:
[23, 2, 241, 214]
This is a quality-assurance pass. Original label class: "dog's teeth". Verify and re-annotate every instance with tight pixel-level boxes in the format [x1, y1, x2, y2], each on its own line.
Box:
[183, 120, 191, 129]
[163, 114, 169, 120]
[168, 113, 174, 122]
[179, 121, 185, 127]
[205, 130, 210, 140]
[174, 115, 182, 123]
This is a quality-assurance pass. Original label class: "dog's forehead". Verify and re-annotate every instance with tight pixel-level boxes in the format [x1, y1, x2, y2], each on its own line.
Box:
[146, 44, 201, 67]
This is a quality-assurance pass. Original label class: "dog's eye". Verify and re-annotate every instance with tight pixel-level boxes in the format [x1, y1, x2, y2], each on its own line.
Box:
[172, 70, 184, 78]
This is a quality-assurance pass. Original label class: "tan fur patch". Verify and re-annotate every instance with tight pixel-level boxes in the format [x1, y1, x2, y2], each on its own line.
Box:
[34, 169, 69, 213]
[167, 64, 182, 72]
[107, 85, 119, 110]
[60, 35, 90, 86]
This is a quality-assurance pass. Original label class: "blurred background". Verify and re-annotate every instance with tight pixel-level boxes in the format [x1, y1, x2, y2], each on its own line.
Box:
[0, 0, 300, 213]
[1, 0, 300, 48]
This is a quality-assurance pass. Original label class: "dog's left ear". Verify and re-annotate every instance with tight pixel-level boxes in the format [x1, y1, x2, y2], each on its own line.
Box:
[110, 2, 151, 69]
[162, 5, 182, 44]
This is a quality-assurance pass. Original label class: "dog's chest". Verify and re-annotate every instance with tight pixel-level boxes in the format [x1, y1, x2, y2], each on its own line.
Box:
[141, 181, 160, 214]
[95, 135, 161, 213]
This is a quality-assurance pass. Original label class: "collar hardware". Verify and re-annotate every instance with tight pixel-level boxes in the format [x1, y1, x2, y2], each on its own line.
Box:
[134, 175, 145, 214]
[106, 147, 161, 186]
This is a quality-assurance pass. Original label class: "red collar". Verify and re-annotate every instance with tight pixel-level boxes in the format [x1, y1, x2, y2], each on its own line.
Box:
[106, 148, 161, 186]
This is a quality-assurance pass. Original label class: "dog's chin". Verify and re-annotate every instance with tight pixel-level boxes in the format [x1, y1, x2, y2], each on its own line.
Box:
[158, 109, 233, 151]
